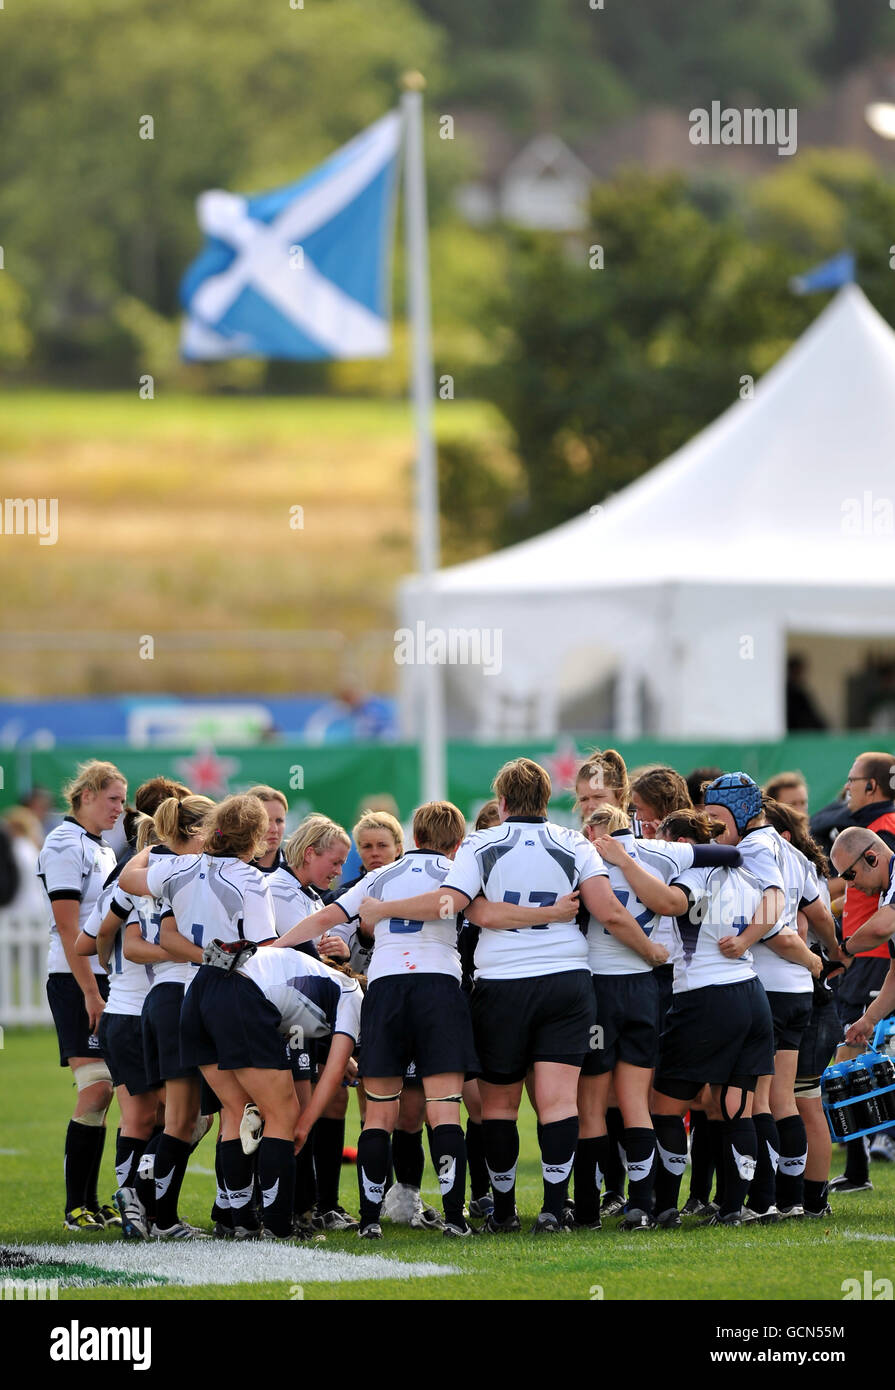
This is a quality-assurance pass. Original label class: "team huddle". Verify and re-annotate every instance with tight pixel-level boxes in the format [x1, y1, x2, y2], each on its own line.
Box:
[36, 747, 895, 1241]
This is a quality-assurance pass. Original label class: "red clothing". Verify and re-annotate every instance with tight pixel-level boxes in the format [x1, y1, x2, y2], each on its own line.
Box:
[842, 807, 895, 957]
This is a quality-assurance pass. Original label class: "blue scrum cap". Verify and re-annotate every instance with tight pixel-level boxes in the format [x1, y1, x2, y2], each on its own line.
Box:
[703, 772, 762, 833]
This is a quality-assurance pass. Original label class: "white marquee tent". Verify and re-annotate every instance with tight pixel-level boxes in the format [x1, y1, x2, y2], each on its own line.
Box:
[399, 285, 895, 741]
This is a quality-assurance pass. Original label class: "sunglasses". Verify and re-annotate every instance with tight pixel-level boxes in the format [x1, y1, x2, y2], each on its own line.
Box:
[839, 847, 873, 881]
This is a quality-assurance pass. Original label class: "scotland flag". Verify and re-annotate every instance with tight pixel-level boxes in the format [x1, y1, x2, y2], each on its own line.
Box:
[180, 111, 403, 360]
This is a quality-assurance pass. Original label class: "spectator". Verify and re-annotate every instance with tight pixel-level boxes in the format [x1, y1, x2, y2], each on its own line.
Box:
[763, 771, 809, 817]
[786, 655, 827, 732]
[828, 750, 895, 1193]
[2, 807, 43, 917]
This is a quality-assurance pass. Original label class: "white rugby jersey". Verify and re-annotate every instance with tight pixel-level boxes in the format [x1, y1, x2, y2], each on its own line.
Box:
[334, 850, 461, 983]
[258, 855, 324, 938]
[882, 857, 895, 911]
[239, 947, 362, 1047]
[586, 833, 696, 976]
[444, 817, 606, 981]
[37, 816, 118, 976]
[668, 864, 762, 994]
[145, 852, 276, 989]
[140, 848, 198, 990]
[749, 831, 817, 995]
[82, 882, 152, 1017]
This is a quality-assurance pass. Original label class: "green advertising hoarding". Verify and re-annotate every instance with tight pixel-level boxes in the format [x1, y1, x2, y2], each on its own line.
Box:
[0, 734, 877, 827]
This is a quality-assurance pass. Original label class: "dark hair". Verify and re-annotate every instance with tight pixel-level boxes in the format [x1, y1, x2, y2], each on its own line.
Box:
[685, 766, 723, 807]
[631, 767, 692, 820]
[657, 809, 724, 844]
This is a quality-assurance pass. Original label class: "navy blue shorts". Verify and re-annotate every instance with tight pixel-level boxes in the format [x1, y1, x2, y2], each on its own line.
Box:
[654, 963, 675, 1029]
[199, 1074, 223, 1115]
[765, 990, 813, 1053]
[796, 995, 842, 1093]
[655, 976, 775, 1098]
[580, 971, 659, 1076]
[142, 981, 197, 1082]
[471, 969, 595, 1085]
[99, 1011, 160, 1094]
[358, 973, 479, 1081]
[180, 966, 290, 1072]
[47, 971, 109, 1067]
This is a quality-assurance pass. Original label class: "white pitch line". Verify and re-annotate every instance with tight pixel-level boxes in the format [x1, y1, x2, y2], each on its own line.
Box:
[838, 1232, 895, 1243]
[9, 1242, 461, 1286]
[0, 1150, 23, 1156]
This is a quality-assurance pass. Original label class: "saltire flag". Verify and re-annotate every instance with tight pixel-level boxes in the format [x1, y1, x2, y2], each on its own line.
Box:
[180, 110, 403, 360]
[789, 250, 855, 296]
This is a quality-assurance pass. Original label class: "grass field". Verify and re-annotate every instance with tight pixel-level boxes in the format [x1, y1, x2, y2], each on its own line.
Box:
[0, 389, 514, 696]
[2, 1027, 894, 1304]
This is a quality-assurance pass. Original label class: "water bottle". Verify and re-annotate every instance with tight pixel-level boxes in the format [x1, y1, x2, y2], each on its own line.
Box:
[822, 1064, 859, 1139]
[869, 1052, 895, 1123]
[847, 1058, 884, 1131]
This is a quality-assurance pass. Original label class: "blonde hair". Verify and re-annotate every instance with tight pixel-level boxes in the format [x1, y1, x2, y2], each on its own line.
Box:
[492, 758, 551, 817]
[154, 795, 215, 850]
[135, 814, 162, 852]
[412, 801, 466, 855]
[353, 809, 404, 854]
[284, 814, 351, 873]
[63, 760, 126, 812]
[246, 784, 288, 813]
[4, 806, 44, 846]
[584, 803, 631, 835]
[576, 748, 630, 809]
[202, 794, 269, 859]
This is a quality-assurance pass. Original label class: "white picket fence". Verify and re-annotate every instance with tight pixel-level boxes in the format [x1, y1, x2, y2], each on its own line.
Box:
[0, 913, 52, 1026]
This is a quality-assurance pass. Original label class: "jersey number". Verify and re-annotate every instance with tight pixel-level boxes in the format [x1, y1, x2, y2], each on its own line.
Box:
[502, 889, 556, 930]
[611, 889, 655, 936]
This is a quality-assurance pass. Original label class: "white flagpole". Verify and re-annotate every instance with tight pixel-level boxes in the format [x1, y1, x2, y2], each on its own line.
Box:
[401, 72, 446, 802]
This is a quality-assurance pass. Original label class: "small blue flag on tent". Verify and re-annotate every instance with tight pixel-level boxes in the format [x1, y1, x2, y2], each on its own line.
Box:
[789, 250, 856, 295]
[180, 110, 403, 360]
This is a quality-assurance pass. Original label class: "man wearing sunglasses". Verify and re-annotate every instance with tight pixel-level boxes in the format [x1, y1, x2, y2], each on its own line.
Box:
[829, 753, 895, 1191]
[832, 829, 895, 1054]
